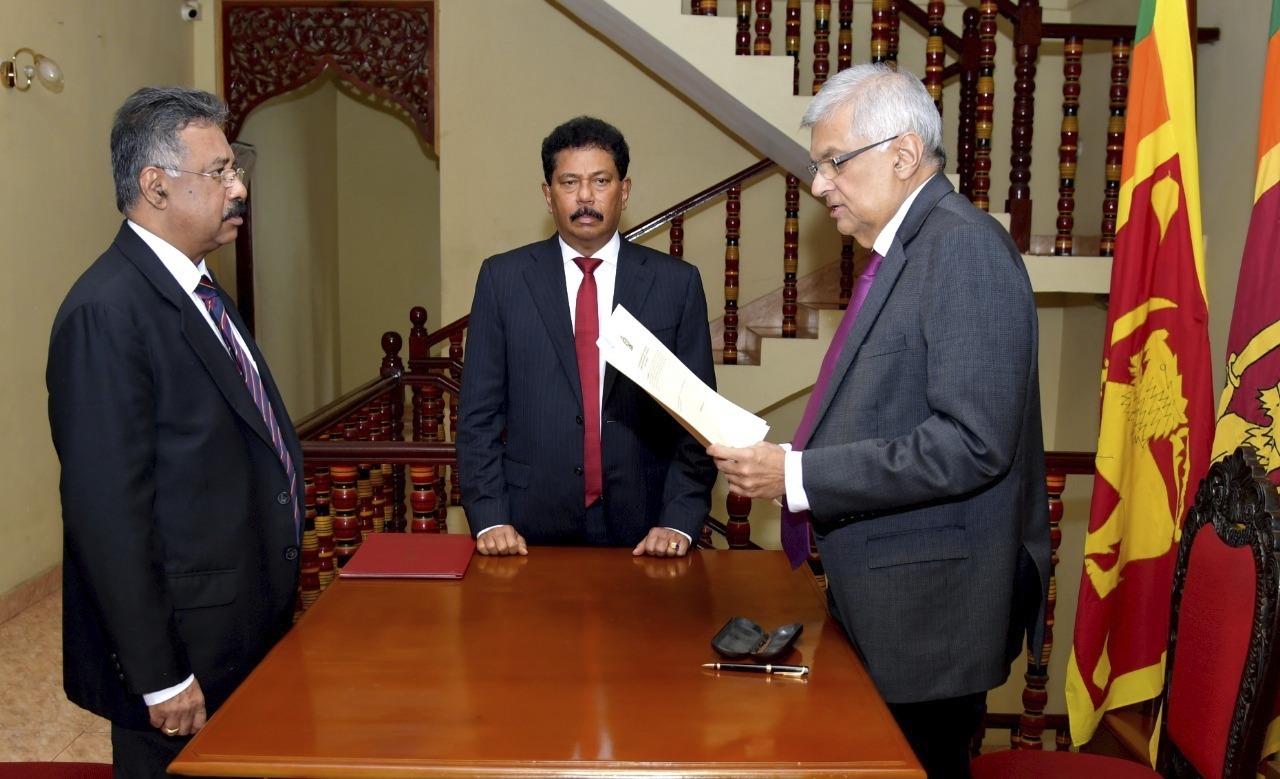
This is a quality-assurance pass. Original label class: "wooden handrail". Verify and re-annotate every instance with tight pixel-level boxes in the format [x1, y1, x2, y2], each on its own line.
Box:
[295, 376, 398, 439]
[300, 440, 456, 465]
[625, 159, 777, 241]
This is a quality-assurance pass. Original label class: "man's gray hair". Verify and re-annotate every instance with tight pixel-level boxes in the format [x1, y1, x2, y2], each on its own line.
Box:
[111, 86, 230, 214]
[802, 63, 946, 169]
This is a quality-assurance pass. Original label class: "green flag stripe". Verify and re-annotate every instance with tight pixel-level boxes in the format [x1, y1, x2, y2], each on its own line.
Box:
[1272, 0, 1280, 39]
[1135, 0, 1155, 42]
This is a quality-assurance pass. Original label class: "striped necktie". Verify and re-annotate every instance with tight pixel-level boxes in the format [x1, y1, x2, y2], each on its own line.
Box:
[195, 275, 300, 535]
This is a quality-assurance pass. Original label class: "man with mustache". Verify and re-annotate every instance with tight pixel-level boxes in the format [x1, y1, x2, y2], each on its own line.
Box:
[47, 87, 301, 777]
[458, 116, 716, 557]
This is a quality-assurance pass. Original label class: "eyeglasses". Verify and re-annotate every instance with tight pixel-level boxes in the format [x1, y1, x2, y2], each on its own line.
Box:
[163, 167, 248, 188]
[807, 135, 900, 179]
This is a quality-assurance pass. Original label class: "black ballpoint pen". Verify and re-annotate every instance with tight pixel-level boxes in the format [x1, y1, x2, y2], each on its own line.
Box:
[702, 662, 809, 677]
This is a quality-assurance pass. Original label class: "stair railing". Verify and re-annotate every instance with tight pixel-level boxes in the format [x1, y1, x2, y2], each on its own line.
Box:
[692, 0, 1217, 254]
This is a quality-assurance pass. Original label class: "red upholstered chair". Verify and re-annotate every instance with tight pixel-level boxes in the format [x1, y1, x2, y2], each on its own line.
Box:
[972, 445, 1280, 779]
[0, 764, 112, 778]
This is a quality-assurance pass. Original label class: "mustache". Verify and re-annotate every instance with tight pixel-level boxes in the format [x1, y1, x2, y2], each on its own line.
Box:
[223, 199, 247, 221]
[570, 207, 604, 222]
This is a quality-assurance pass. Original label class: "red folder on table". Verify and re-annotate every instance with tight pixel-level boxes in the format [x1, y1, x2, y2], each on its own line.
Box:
[339, 532, 475, 579]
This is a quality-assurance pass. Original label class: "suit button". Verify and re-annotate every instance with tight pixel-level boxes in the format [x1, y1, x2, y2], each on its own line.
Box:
[576, 415, 584, 425]
[284, 546, 299, 561]
[574, 466, 584, 475]
[277, 492, 290, 504]
[117, 673, 126, 681]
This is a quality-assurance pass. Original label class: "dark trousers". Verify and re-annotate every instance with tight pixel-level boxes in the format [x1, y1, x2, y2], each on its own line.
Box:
[110, 722, 187, 779]
[887, 691, 987, 779]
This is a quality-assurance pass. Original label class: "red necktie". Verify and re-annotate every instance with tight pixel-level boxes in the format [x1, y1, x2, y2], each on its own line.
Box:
[781, 251, 884, 568]
[195, 275, 301, 536]
[574, 257, 604, 507]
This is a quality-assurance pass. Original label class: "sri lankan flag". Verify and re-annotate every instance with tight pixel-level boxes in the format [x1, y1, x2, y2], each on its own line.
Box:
[1211, 0, 1280, 759]
[1064, 0, 1213, 747]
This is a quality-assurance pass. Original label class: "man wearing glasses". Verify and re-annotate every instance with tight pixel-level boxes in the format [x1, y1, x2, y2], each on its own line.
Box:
[709, 64, 1051, 777]
[47, 87, 301, 778]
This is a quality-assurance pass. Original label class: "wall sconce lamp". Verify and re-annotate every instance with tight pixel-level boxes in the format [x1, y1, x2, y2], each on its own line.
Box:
[2, 48, 64, 93]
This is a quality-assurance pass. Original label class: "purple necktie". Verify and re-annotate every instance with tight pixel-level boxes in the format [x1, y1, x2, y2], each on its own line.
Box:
[781, 251, 884, 569]
[195, 275, 300, 535]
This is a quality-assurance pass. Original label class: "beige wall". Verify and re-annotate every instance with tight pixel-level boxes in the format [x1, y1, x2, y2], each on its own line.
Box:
[0, 0, 195, 598]
[3, 1, 1276, 734]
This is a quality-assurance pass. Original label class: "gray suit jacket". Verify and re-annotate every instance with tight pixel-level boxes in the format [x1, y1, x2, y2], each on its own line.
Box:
[803, 174, 1051, 704]
[457, 235, 717, 545]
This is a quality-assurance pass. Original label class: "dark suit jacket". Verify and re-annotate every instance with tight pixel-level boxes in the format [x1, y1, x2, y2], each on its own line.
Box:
[802, 175, 1052, 704]
[46, 222, 302, 728]
[457, 235, 717, 545]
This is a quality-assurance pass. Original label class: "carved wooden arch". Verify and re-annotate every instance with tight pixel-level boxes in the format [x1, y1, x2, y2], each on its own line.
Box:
[220, 0, 437, 331]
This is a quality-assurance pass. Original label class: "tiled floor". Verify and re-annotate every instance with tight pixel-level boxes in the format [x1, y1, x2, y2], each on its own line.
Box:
[0, 591, 112, 763]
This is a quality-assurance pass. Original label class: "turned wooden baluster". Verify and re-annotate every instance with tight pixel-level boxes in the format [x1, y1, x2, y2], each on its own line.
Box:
[836, 1, 855, 309]
[1056, 37, 1082, 257]
[723, 184, 741, 364]
[409, 465, 438, 533]
[297, 470, 320, 616]
[887, 0, 900, 64]
[1006, 0, 1041, 251]
[1100, 38, 1131, 258]
[697, 0, 717, 15]
[925, 1, 945, 112]
[957, 8, 980, 200]
[725, 492, 753, 549]
[434, 387, 450, 530]
[973, 0, 998, 212]
[736, 1, 751, 55]
[313, 461, 335, 596]
[812, 0, 831, 94]
[837, 0, 853, 72]
[871, 0, 891, 63]
[330, 464, 361, 568]
[782, 175, 799, 338]
[381, 331, 407, 532]
[1012, 467, 1070, 749]
[754, 0, 772, 56]
[786, 0, 801, 94]
[416, 381, 448, 530]
[351, 417, 375, 540]
[669, 213, 685, 259]
[368, 402, 389, 534]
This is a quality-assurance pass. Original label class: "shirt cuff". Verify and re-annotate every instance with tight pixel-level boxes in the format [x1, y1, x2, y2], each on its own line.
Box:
[664, 528, 692, 543]
[476, 524, 502, 538]
[784, 447, 811, 512]
[143, 674, 194, 707]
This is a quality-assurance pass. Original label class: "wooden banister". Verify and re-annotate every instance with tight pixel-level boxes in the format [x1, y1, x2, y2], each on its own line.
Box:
[624, 158, 776, 241]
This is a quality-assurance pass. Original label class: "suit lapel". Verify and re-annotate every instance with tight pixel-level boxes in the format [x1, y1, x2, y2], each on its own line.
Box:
[604, 240, 655, 403]
[114, 225, 274, 448]
[523, 236, 583, 406]
[811, 174, 953, 427]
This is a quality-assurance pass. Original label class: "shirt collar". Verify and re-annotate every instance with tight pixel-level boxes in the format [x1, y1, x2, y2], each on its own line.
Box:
[127, 220, 210, 293]
[871, 172, 937, 258]
[557, 231, 621, 267]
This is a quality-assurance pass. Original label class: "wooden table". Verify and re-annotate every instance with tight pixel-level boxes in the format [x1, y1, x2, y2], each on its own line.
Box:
[170, 547, 923, 778]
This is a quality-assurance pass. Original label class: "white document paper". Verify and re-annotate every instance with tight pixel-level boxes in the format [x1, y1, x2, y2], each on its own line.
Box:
[598, 305, 769, 448]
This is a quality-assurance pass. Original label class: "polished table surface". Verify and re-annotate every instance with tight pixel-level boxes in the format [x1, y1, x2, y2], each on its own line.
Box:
[170, 546, 923, 778]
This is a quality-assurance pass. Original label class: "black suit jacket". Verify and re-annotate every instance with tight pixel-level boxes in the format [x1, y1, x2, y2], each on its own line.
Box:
[47, 222, 302, 728]
[457, 235, 717, 545]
